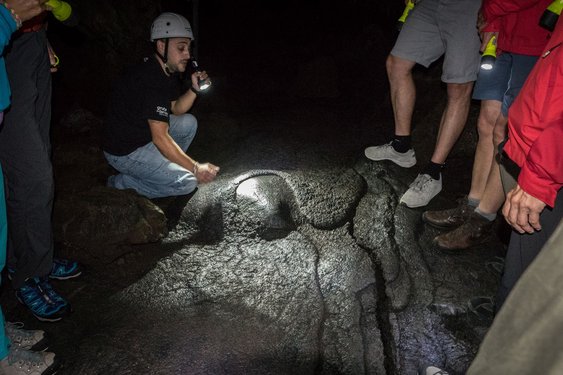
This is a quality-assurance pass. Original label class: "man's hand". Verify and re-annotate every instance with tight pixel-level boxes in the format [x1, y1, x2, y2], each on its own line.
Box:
[6, 0, 47, 22]
[194, 162, 219, 183]
[502, 184, 546, 234]
[479, 31, 497, 53]
[191, 70, 210, 92]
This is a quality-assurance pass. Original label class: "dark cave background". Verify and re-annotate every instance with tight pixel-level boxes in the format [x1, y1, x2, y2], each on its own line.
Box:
[50, 0, 401, 121]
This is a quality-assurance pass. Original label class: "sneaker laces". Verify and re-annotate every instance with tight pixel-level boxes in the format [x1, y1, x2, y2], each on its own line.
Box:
[410, 174, 434, 192]
[37, 278, 65, 305]
[5, 348, 44, 367]
[5, 322, 37, 345]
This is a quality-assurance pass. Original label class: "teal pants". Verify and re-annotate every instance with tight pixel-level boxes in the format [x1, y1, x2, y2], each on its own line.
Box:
[0, 165, 9, 359]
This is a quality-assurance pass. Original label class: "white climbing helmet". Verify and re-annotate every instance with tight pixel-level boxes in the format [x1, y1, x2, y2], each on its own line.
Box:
[150, 12, 194, 41]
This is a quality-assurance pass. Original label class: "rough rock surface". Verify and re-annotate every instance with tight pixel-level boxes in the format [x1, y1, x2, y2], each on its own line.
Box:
[59, 159, 500, 374]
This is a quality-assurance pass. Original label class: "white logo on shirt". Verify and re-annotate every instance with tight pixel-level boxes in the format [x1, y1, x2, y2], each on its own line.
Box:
[156, 106, 168, 117]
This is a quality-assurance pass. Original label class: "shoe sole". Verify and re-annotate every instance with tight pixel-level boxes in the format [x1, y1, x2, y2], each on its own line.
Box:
[365, 155, 416, 168]
[400, 199, 432, 209]
[49, 270, 82, 280]
[434, 235, 493, 252]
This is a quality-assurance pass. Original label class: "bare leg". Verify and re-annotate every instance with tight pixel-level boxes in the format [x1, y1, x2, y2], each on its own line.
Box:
[431, 82, 474, 164]
[477, 113, 508, 214]
[386, 54, 417, 136]
[468, 100, 502, 201]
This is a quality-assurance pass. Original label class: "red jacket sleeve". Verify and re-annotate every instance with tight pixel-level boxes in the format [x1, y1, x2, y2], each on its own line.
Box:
[518, 122, 563, 207]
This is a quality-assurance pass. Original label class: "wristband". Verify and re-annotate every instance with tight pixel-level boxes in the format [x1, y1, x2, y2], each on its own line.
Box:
[1, 1, 22, 29]
[190, 86, 199, 95]
[193, 162, 200, 174]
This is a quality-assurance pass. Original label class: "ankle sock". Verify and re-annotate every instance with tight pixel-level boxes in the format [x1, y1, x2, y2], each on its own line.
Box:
[422, 161, 444, 180]
[467, 196, 480, 208]
[390, 135, 412, 153]
[475, 207, 496, 221]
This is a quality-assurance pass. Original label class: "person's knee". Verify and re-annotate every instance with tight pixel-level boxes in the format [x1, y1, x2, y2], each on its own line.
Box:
[476, 106, 498, 139]
[446, 82, 473, 101]
[172, 174, 198, 196]
[476, 116, 494, 140]
[386, 54, 412, 79]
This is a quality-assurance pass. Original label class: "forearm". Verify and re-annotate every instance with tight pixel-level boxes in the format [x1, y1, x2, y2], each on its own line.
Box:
[170, 89, 197, 115]
[153, 132, 197, 173]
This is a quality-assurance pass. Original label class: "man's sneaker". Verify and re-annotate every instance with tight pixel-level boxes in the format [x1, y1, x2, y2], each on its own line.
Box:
[419, 366, 449, 375]
[422, 196, 474, 229]
[434, 212, 494, 250]
[50, 258, 81, 280]
[364, 142, 417, 168]
[5, 322, 48, 351]
[400, 174, 442, 208]
[16, 278, 70, 322]
[0, 347, 59, 375]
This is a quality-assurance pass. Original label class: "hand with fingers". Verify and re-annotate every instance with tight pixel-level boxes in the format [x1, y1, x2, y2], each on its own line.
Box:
[194, 162, 219, 183]
[502, 184, 546, 234]
[5, 0, 47, 23]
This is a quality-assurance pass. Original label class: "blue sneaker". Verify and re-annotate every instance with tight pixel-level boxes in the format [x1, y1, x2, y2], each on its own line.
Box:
[50, 258, 81, 280]
[16, 278, 70, 322]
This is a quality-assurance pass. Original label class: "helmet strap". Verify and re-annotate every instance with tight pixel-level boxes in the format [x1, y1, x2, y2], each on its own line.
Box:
[155, 39, 172, 75]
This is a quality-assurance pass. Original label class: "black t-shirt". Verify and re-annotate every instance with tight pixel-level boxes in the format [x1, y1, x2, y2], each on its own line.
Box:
[103, 55, 182, 156]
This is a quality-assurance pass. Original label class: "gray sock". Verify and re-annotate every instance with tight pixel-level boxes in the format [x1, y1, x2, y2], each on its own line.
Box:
[467, 196, 480, 208]
[475, 207, 496, 221]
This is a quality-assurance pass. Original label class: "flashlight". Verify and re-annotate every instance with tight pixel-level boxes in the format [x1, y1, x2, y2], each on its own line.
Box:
[45, 0, 78, 26]
[540, 0, 563, 31]
[397, 0, 415, 31]
[480, 36, 497, 71]
[191, 60, 211, 91]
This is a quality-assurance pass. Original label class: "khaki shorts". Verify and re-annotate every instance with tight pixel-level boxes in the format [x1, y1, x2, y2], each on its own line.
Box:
[391, 0, 481, 83]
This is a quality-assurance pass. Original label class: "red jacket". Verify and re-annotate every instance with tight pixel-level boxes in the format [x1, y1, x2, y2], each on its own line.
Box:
[504, 19, 563, 207]
[482, 0, 552, 55]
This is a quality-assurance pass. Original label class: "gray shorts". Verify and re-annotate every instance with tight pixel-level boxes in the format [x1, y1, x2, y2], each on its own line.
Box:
[391, 0, 481, 83]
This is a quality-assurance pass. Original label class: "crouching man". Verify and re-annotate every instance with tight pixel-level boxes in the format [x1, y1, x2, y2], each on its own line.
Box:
[103, 12, 219, 198]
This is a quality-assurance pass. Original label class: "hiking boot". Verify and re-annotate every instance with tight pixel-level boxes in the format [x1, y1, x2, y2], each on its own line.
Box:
[0, 348, 59, 375]
[434, 212, 494, 250]
[422, 196, 474, 229]
[419, 366, 449, 375]
[400, 174, 442, 208]
[364, 142, 417, 168]
[50, 258, 81, 280]
[5, 322, 48, 351]
[16, 278, 70, 322]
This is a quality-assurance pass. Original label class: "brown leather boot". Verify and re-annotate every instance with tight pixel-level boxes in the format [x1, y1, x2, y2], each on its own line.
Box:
[434, 212, 494, 250]
[422, 196, 474, 229]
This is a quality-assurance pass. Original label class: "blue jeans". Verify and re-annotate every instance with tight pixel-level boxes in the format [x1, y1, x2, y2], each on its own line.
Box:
[104, 114, 198, 199]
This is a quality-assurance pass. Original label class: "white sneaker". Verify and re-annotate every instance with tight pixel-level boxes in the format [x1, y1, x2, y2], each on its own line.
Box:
[0, 348, 58, 375]
[5, 322, 48, 351]
[364, 142, 416, 168]
[400, 173, 442, 208]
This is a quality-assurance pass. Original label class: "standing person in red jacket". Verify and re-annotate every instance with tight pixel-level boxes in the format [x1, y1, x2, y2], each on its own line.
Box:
[423, 0, 552, 250]
[496, 17, 563, 310]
